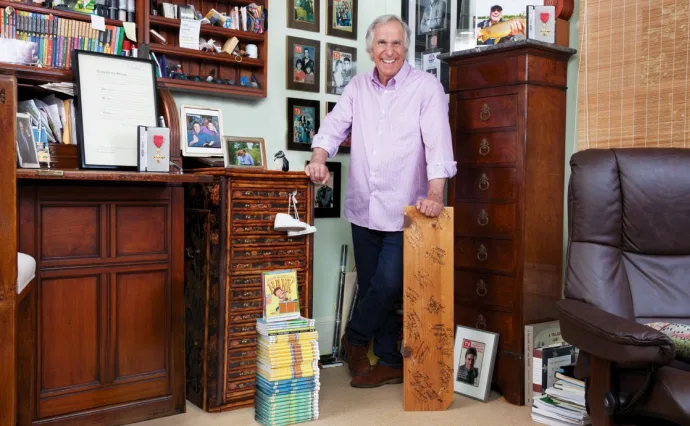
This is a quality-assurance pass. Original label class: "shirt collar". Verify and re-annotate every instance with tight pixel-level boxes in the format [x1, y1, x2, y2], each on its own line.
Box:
[371, 61, 412, 90]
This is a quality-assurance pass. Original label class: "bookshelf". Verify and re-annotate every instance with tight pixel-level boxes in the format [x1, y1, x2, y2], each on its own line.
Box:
[0, 0, 268, 98]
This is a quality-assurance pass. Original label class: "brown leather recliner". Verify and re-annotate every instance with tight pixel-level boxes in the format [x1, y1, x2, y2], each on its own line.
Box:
[556, 148, 690, 426]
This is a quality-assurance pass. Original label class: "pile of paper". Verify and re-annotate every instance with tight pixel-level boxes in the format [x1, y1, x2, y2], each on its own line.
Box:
[254, 317, 320, 426]
[532, 372, 591, 426]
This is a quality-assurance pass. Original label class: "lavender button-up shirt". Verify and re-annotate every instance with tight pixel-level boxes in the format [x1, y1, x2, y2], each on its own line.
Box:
[311, 61, 457, 232]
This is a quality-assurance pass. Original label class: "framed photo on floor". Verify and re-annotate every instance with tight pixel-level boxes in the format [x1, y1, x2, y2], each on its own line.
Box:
[325, 43, 357, 95]
[453, 325, 499, 402]
[327, 0, 358, 40]
[305, 160, 341, 218]
[180, 105, 224, 157]
[223, 136, 267, 169]
[326, 101, 350, 154]
[288, 0, 320, 32]
[286, 36, 320, 92]
[287, 97, 320, 152]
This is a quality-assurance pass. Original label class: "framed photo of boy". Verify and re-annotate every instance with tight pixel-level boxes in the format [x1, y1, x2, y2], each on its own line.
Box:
[325, 43, 357, 95]
[223, 136, 267, 169]
[286, 36, 320, 92]
[305, 160, 341, 218]
[180, 105, 223, 157]
[327, 0, 358, 40]
[287, 97, 320, 152]
[287, 0, 320, 33]
[453, 325, 499, 402]
[326, 101, 350, 154]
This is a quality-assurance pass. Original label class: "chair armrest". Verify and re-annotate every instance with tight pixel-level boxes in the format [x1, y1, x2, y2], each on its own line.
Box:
[556, 299, 676, 367]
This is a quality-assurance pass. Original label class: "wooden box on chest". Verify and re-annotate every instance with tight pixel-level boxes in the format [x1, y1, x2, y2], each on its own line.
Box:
[442, 41, 576, 406]
[183, 169, 314, 412]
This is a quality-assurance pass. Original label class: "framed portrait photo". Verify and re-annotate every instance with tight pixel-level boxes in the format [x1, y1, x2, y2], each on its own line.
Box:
[287, 98, 320, 152]
[288, 0, 320, 32]
[15, 113, 40, 169]
[327, 0, 358, 40]
[223, 136, 267, 169]
[326, 101, 350, 154]
[453, 325, 499, 402]
[286, 36, 320, 93]
[180, 105, 224, 157]
[325, 43, 357, 95]
[305, 160, 341, 218]
[417, 0, 449, 35]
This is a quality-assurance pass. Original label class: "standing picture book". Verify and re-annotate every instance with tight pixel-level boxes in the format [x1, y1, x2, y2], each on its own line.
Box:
[262, 270, 301, 322]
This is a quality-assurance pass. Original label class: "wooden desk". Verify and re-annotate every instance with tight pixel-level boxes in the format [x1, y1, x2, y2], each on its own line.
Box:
[15, 170, 211, 425]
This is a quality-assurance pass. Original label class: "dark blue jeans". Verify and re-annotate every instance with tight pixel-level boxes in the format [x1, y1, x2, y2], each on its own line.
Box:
[345, 223, 403, 368]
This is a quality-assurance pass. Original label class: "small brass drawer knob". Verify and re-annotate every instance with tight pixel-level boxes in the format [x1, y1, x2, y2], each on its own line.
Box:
[477, 244, 488, 262]
[476, 314, 487, 330]
[477, 209, 489, 227]
[480, 104, 491, 121]
[479, 138, 490, 156]
[476, 279, 488, 297]
[478, 174, 490, 191]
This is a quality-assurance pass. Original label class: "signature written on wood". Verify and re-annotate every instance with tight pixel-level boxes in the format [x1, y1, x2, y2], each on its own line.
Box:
[414, 270, 432, 289]
[405, 221, 423, 249]
[424, 246, 446, 266]
[433, 210, 451, 230]
[438, 359, 454, 388]
[425, 296, 446, 315]
[414, 340, 431, 364]
[408, 370, 445, 404]
[432, 324, 454, 356]
[405, 287, 420, 304]
[406, 311, 422, 341]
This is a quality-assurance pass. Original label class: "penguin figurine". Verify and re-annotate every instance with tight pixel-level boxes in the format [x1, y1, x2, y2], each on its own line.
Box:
[274, 150, 289, 172]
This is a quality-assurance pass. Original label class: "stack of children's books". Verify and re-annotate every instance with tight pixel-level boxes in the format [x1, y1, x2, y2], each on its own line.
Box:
[254, 269, 320, 426]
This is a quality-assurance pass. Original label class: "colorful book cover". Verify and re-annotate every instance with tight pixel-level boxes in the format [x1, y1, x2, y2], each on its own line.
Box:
[262, 270, 301, 322]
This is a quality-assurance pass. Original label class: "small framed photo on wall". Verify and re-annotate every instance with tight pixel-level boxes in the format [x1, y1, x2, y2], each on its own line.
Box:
[305, 160, 341, 218]
[326, 101, 350, 154]
[287, 0, 320, 33]
[453, 325, 499, 402]
[223, 137, 267, 169]
[180, 105, 223, 157]
[287, 97, 320, 152]
[286, 36, 320, 93]
[327, 0, 358, 40]
[325, 43, 357, 95]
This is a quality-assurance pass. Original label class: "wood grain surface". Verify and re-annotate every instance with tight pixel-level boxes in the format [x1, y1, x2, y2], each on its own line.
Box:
[402, 206, 454, 411]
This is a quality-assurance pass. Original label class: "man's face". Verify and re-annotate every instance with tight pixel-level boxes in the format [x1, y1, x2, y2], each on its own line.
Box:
[490, 8, 502, 21]
[275, 288, 286, 299]
[193, 123, 201, 133]
[344, 59, 351, 70]
[304, 50, 310, 59]
[465, 353, 476, 369]
[369, 20, 406, 83]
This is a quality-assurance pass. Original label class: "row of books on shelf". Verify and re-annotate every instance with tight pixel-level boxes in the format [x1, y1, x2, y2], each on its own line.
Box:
[525, 321, 590, 426]
[1, 8, 132, 70]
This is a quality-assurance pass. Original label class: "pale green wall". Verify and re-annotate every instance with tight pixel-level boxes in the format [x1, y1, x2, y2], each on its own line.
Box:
[172, 1, 402, 354]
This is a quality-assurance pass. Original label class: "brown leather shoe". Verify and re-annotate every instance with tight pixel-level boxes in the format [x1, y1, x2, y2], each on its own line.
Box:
[341, 335, 371, 376]
[350, 363, 403, 388]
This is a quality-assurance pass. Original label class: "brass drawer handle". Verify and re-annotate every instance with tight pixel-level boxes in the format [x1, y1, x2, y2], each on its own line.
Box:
[477, 209, 489, 227]
[480, 104, 491, 121]
[477, 244, 488, 262]
[476, 314, 487, 330]
[479, 138, 490, 156]
[476, 279, 488, 297]
[478, 174, 490, 191]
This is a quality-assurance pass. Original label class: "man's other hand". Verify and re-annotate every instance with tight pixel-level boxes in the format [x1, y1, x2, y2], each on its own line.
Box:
[509, 20, 524, 36]
[416, 194, 444, 217]
[305, 161, 330, 184]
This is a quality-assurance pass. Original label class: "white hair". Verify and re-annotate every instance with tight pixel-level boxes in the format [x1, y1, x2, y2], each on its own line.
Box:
[365, 14, 411, 54]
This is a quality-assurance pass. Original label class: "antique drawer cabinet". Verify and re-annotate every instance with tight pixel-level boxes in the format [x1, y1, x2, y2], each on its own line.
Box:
[183, 169, 314, 412]
[441, 40, 576, 405]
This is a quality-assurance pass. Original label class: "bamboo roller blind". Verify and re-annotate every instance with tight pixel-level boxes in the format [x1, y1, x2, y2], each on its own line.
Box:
[577, 0, 690, 150]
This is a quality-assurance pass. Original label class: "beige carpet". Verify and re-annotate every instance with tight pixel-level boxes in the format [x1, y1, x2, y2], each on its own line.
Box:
[139, 367, 538, 426]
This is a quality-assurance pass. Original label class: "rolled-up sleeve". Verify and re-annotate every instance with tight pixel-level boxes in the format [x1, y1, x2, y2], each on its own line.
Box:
[420, 76, 457, 180]
[311, 81, 355, 158]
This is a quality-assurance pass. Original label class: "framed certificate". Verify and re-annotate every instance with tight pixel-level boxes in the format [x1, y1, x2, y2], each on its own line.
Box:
[72, 50, 159, 170]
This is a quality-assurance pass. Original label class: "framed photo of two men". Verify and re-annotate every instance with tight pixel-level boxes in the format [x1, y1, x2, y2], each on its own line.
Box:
[286, 36, 321, 93]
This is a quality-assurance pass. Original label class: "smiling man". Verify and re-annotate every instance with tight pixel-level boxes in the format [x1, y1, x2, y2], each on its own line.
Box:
[305, 15, 456, 388]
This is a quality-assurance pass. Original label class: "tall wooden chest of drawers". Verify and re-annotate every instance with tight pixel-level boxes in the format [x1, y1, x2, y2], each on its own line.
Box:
[183, 169, 314, 412]
[441, 41, 576, 405]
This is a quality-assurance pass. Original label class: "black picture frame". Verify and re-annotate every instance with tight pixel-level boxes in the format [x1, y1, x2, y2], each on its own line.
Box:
[72, 50, 158, 170]
[286, 36, 321, 93]
[327, 0, 358, 40]
[287, 0, 320, 33]
[326, 101, 350, 154]
[305, 160, 341, 218]
[287, 97, 320, 152]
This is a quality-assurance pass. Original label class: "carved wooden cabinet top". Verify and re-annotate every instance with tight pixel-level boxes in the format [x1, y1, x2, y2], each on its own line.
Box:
[16, 169, 213, 183]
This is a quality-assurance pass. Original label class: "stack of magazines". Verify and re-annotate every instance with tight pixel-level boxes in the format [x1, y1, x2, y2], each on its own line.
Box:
[254, 317, 320, 426]
[531, 372, 591, 426]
